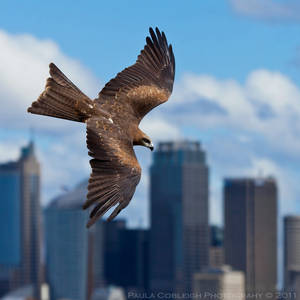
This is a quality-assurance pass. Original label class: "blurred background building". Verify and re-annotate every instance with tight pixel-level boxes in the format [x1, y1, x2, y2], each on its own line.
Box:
[224, 178, 277, 299]
[209, 225, 224, 268]
[44, 180, 89, 300]
[90, 286, 126, 300]
[90, 219, 149, 295]
[193, 265, 245, 300]
[149, 141, 209, 293]
[0, 141, 42, 299]
[44, 180, 149, 300]
[1, 140, 296, 300]
[284, 215, 300, 299]
[1, 283, 49, 300]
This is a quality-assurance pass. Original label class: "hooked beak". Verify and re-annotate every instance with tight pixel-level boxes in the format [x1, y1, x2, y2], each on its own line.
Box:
[149, 143, 154, 151]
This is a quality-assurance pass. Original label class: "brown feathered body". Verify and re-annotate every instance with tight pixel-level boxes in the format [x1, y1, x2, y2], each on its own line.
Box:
[27, 27, 175, 227]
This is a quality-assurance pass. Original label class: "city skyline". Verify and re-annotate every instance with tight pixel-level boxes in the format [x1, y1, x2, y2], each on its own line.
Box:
[1, 140, 300, 298]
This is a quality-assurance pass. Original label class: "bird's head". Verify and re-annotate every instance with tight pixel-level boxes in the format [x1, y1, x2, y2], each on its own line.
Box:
[133, 128, 154, 151]
[141, 136, 154, 151]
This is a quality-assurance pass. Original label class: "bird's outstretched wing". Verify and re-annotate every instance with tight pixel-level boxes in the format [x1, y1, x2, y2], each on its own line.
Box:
[96, 27, 175, 121]
[83, 117, 141, 227]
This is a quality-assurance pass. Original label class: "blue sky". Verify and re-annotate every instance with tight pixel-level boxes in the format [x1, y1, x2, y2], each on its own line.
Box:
[1, 0, 300, 232]
[2, 0, 300, 82]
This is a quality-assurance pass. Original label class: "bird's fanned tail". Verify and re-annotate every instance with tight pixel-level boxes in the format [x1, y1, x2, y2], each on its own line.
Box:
[27, 63, 95, 122]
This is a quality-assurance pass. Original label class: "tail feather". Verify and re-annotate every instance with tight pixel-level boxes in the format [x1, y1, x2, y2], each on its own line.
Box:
[28, 63, 95, 122]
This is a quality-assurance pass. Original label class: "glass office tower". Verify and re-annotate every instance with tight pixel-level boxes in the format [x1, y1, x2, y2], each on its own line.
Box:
[224, 177, 277, 299]
[45, 180, 89, 300]
[149, 141, 209, 293]
[45, 179, 150, 300]
[0, 142, 41, 299]
[90, 220, 149, 294]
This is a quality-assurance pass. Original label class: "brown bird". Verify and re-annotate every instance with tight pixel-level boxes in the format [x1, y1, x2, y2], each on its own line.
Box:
[27, 27, 175, 227]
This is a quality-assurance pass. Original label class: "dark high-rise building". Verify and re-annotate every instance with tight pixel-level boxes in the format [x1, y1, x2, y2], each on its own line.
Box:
[224, 177, 277, 297]
[45, 181, 89, 300]
[149, 141, 209, 293]
[284, 215, 300, 299]
[102, 220, 127, 287]
[88, 220, 106, 297]
[90, 220, 149, 293]
[209, 225, 224, 268]
[0, 141, 41, 298]
[119, 228, 149, 292]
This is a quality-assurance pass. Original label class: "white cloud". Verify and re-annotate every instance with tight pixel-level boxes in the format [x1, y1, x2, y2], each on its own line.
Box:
[172, 69, 300, 157]
[0, 139, 26, 163]
[0, 30, 100, 132]
[244, 157, 300, 215]
[37, 131, 90, 204]
[140, 117, 181, 142]
[229, 0, 300, 22]
[246, 69, 300, 113]
[174, 73, 254, 122]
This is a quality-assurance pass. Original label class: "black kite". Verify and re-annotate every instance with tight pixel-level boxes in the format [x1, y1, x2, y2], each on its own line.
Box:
[28, 27, 175, 227]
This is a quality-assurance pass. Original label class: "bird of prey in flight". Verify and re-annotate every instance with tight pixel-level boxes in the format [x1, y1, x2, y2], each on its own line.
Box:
[28, 27, 175, 227]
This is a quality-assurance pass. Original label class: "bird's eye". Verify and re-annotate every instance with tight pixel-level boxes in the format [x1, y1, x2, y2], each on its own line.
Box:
[142, 138, 150, 144]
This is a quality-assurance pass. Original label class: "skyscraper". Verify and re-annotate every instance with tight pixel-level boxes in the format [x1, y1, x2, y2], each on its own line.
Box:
[88, 220, 106, 297]
[44, 180, 89, 300]
[224, 177, 277, 297]
[284, 215, 300, 299]
[119, 227, 149, 292]
[149, 141, 209, 293]
[90, 220, 149, 293]
[102, 220, 127, 288]
[0, 141, 41, 298]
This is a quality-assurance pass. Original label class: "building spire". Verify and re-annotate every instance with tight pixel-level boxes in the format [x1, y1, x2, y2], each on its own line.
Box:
[20, 139, 35, 160]
[30, 127, 35, 144]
